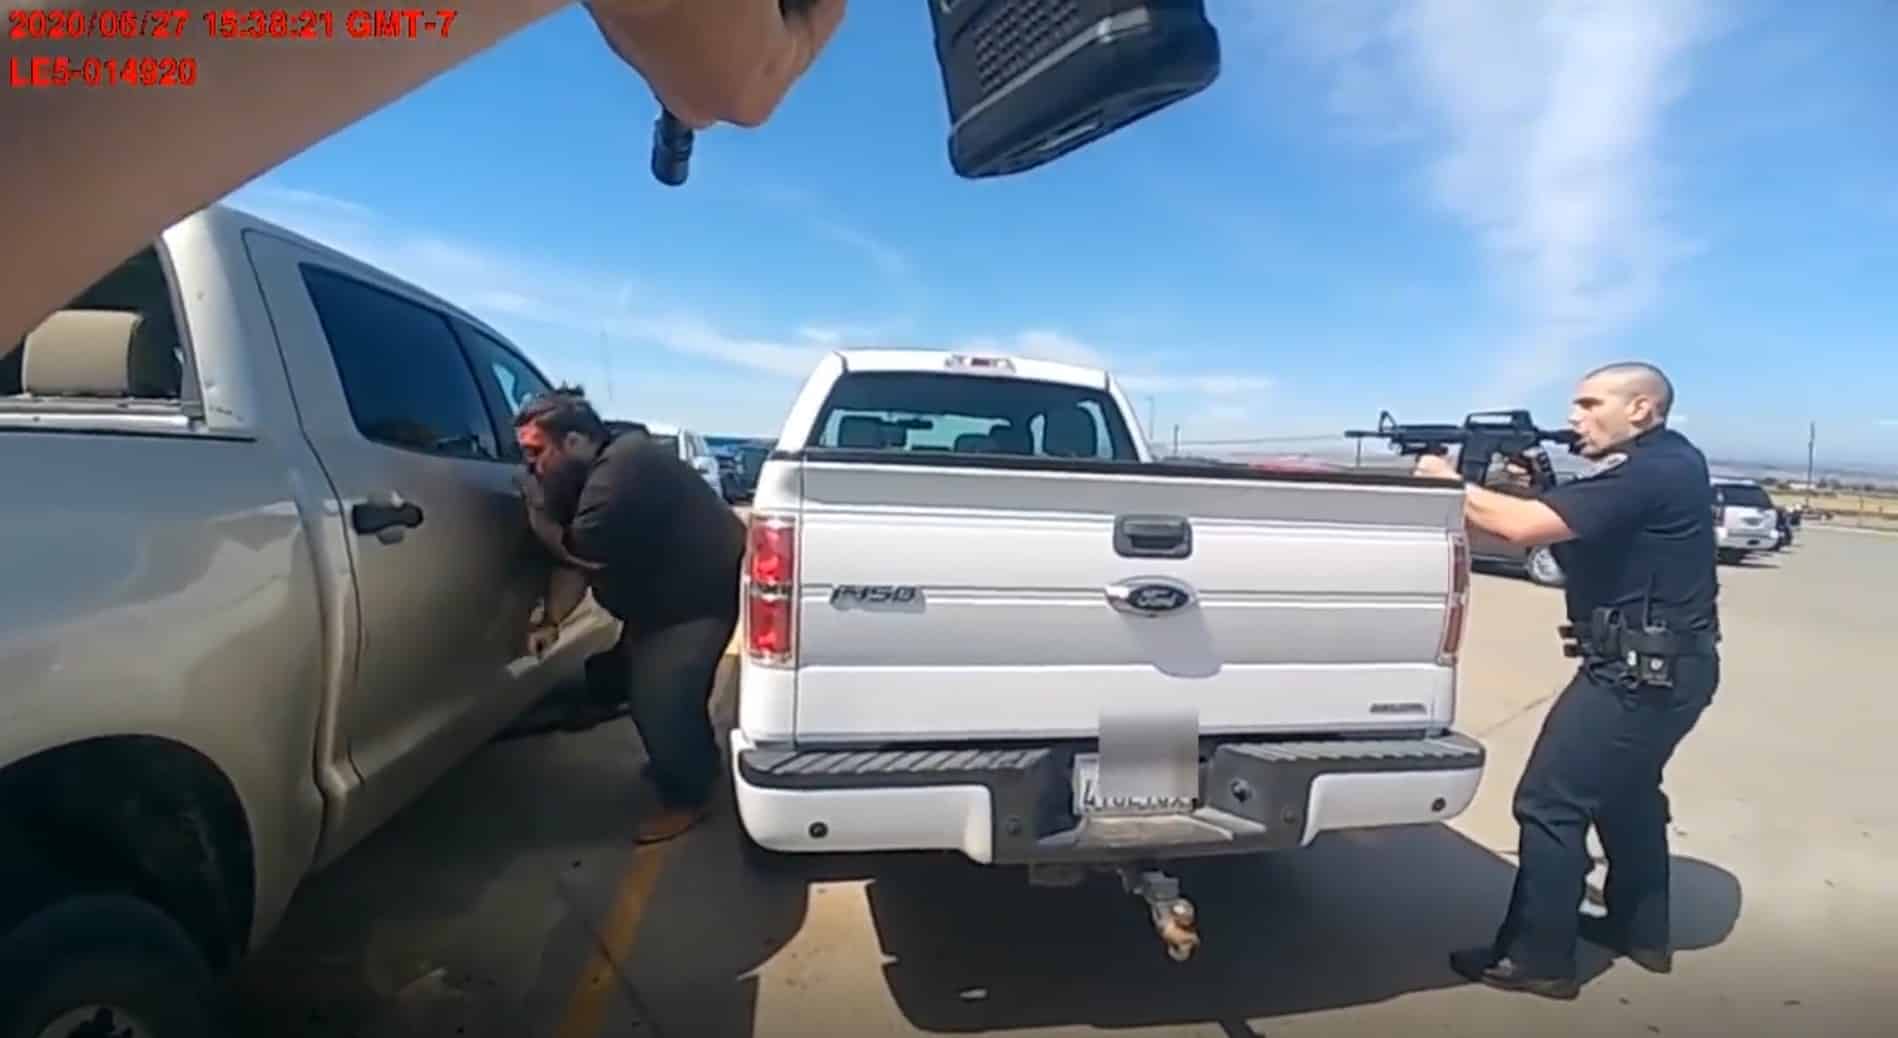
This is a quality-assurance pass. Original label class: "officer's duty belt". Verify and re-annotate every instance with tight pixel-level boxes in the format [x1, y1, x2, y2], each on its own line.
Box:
[1558, 609, 1719, 661]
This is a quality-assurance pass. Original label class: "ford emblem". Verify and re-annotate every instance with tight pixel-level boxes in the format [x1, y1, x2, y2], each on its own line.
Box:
[1106, 577, 1196, 616]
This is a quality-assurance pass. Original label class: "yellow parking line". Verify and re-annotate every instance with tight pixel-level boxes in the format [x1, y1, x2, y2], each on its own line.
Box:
[553, 840, 675, 1038]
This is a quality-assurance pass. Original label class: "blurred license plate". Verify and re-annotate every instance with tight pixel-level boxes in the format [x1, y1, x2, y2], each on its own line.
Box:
[1071, 753, 1197, 817]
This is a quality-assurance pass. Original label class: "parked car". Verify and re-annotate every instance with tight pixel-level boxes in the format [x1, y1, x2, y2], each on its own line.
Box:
[1465, 460, 1566, 586]
[628, 421, 724, 499]
[1774, 505, 1799, 549]
[1711, 477, 1779, 562]
[729, 348, 1485, 960]
[729, 442, 772, 501]
[707, 435, 775, 503]
[0, 204, 623, 1035]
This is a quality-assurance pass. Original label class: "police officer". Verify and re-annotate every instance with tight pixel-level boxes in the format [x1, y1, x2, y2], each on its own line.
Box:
[514, 387, 747, 845]
[1412, 361, 1720, 1000]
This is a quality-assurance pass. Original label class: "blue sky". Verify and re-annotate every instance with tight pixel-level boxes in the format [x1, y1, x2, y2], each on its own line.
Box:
[225, 0, 1896, 469]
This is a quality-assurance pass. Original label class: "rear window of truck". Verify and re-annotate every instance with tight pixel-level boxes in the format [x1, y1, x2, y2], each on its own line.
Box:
[810, 371, 1141, 461]
[1715, 484, 1774, 509]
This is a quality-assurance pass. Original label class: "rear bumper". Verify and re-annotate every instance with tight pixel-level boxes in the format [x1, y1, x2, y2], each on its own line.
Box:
[1716, 527, 1776, 551]
[731, 730, 1485, 865]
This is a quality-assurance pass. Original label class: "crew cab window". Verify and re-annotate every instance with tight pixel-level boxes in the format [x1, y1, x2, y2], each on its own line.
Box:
[811, 371, 1141, 461]
[3, 245, 187, 403]
[302, 265, 499, 461]
[451, 319, 552, 462]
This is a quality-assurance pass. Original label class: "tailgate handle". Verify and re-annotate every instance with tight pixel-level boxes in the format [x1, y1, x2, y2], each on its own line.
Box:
[1114, 514, 1193, 559]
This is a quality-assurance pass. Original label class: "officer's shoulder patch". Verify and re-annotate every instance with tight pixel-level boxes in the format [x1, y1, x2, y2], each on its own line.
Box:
[1583, 453, 1629, 478]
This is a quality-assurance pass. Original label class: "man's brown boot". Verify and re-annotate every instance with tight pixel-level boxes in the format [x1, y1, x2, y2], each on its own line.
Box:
[636, 800, 711, 845]
[1577, 913, 1674, 974]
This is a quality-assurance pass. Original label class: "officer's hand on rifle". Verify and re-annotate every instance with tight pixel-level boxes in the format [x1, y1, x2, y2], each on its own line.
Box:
[1412, 453, 1459, 481]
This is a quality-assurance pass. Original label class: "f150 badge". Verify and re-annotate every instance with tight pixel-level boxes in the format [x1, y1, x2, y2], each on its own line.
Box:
[830, 584, 922, 610]
[1104, 577, 1196, 617]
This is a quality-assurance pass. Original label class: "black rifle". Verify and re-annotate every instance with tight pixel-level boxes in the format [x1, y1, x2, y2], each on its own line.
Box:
[1344, 409, 1581, 491]
[647, 0, 1223, 186]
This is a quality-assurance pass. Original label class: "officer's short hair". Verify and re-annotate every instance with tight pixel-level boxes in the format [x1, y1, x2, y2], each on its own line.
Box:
[514, 384, 608, 443]
[1585, 361, 1674, 418]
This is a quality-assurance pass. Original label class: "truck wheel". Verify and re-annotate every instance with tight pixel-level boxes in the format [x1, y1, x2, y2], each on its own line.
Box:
[1524, 546, 1565, 587]
[0, 895, 223, 1038]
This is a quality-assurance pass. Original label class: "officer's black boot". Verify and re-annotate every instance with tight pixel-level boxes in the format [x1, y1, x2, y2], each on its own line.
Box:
[1448, 947, 1580, 1000]
[1577, 913, 1674, 974]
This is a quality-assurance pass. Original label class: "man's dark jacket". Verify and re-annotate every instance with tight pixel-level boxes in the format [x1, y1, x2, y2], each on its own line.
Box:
[558, 433, 745, 630]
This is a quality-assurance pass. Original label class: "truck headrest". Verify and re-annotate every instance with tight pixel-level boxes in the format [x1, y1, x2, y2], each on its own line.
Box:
[21, 308, 183, 399]
[1042, 404, 1098, 458]
[838, 416, 886, 448]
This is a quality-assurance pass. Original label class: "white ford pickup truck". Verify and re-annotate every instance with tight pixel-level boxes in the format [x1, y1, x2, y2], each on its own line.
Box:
[730, 349, 1485, 959]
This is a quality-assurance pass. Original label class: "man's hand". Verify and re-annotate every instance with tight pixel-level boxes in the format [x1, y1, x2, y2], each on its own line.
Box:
[586, 0, 848, 129]
[1412, 453, 1459, 481]
[527, 622, 560, 659]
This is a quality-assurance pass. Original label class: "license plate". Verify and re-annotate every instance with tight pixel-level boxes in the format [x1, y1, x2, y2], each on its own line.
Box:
[1071, 753, 1198, 817]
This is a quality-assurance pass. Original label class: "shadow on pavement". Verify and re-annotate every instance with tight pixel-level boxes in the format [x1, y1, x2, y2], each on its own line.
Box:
[853, 828, 1742, 1034]
[228, 657, 814, 1038]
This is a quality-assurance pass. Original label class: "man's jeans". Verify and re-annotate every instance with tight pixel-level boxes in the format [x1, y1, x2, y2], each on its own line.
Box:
[586, 609, 737, 808]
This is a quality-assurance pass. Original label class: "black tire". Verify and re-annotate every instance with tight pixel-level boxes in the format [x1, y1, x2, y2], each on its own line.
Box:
[0, 895, 223, 1038]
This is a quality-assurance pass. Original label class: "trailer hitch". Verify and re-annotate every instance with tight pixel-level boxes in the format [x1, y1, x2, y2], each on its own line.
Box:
[1123, 867, 1200, 962]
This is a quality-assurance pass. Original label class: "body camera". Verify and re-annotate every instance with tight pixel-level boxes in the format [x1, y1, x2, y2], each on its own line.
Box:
[927, 0, 1221, 179]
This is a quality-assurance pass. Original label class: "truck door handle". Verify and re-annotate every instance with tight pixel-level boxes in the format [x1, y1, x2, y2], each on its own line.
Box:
[1114, 514, 1193, 559]
[352, 496, 424, 536]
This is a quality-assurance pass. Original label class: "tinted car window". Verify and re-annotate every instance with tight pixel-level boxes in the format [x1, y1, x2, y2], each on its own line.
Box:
[303, 266, 498, 461]
[452, 320, 552, 461]
[811, 371, 1140, 461]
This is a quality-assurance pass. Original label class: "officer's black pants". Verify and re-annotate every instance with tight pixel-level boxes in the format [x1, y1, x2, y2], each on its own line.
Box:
[1493, 653, 1718, 978]
[585, 607, 737, 809]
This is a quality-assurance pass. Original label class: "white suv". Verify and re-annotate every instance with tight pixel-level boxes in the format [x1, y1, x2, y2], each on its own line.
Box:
[1711, 478, 1779, 562]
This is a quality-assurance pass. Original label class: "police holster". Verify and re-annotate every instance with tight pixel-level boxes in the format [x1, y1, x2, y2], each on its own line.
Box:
[1559, 608, 1719, 689]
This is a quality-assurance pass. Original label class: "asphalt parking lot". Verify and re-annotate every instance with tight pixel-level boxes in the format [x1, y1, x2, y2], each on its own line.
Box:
[230, 525, 1898, 1038]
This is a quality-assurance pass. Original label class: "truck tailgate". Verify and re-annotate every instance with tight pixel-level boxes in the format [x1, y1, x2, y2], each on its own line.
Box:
[783, 456, 1467, 742]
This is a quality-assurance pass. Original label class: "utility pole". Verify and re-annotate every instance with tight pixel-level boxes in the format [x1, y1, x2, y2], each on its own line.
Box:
[1806, 420, 1816, 507]
[1146, 395, 1156, 440]
[1171, 424, 1180, 458]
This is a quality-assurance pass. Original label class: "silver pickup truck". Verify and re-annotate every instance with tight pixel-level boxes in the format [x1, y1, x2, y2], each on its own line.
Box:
[0, 205, 621, 1035]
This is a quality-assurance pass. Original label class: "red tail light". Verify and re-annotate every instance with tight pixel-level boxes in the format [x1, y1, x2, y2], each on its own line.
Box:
[1438, 531, 1470, 666]
[746, 514, 796, 664]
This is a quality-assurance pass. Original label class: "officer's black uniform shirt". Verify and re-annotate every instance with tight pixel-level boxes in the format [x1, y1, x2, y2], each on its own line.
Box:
[566, 433, 746, 629]
[1537, 426, 1720, 633]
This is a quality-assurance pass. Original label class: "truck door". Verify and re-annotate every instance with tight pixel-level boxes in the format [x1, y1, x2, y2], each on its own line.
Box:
[243, 232, 556, 855]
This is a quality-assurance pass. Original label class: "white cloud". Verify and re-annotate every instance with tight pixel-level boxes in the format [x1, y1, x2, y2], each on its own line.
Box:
[952, 329, 1107, 369]
[222, 182, 1282, 437]
[1877, 419, 1898, 429]
[1267, 0, 1719, 402]
[807, 218, 914, 281]
[751, 183, 919, 288]
[1120, 373, 1276, 396]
